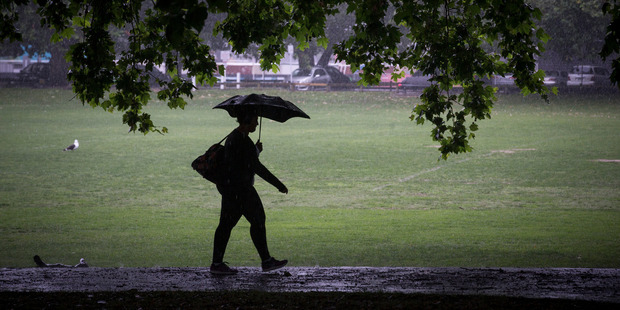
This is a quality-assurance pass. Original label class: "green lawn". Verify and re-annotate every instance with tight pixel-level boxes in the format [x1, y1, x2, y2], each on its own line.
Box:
[0, 88, 618, 268]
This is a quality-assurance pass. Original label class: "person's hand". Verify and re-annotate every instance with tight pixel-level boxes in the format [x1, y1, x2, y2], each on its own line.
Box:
[279, 184, 288, 194]
[256, 141, 263, 153]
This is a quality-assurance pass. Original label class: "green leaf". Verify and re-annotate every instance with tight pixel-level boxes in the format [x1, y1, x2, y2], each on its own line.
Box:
[552, 87, 559, 95]
[298, 41, 309, 51]
[72, 16, 89, 28]
[536, 28, 551, 43]
[51, 27, 75, 42]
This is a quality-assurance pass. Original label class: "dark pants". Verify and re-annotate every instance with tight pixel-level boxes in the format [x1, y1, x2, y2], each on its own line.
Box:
[212, 185, 270, 264]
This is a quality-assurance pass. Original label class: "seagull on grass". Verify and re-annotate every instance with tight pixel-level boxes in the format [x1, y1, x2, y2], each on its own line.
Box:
[63, 139, 79, 151]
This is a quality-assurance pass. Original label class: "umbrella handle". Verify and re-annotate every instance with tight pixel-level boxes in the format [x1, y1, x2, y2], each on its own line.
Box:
[258, 116, 262, 142]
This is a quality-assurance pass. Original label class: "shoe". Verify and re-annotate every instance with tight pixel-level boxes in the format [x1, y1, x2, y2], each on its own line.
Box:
[210, 262, 238, 275]
[262, 257, 288, 272]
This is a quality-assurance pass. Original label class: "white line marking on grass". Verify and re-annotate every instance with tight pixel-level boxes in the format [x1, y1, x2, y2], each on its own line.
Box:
[373, 157, 473, 191]
[373, 148, 536, 191]
[592, 159, 620, 163]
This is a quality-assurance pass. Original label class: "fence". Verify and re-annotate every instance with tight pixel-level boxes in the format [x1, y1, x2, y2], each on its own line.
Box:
[206, 80, 406, 93]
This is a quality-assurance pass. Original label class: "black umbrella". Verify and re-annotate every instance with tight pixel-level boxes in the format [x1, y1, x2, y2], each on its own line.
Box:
[214, 93, 310, 140]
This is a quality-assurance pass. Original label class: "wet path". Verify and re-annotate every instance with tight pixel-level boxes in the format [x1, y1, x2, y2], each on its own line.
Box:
[1, 267, 619, 302]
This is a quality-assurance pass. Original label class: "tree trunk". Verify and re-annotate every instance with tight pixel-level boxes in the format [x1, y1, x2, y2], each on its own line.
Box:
[48, 41, 71, 87]
[316, 45, 333, 67]
[295, 46, 316, 70]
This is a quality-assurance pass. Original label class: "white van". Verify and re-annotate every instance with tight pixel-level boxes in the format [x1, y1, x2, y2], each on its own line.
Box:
[567, 65, 610, 87]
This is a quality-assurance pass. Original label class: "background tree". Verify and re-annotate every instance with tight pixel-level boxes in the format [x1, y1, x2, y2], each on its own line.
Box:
[531, 0, 610, 63]
[295, 4, 355, 69]
[3, 0, 616, 158]
[0, 2, 71, 86]
[601, 0, 620, 87]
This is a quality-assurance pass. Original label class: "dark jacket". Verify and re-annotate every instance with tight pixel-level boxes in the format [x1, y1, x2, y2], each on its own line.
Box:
[221, 129, 285, 191]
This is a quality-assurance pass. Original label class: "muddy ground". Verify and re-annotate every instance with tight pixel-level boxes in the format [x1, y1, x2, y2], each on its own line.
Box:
[1, 267, 619, 309]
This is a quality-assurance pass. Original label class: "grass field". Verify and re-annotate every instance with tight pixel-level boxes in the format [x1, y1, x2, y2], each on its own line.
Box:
[0, 88, 618, 268]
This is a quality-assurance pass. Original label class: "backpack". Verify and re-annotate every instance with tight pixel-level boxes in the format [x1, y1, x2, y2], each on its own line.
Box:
[191, 135, 228, 184]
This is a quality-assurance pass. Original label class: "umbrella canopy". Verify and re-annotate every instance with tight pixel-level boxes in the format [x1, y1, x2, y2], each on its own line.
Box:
[213, 93, 310, 123]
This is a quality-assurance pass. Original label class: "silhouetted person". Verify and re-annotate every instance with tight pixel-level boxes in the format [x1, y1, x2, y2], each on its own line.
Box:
[210, 112, 288, 275]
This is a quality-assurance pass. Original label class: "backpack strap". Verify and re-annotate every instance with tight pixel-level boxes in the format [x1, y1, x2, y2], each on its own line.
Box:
[218, 133, 230, 145]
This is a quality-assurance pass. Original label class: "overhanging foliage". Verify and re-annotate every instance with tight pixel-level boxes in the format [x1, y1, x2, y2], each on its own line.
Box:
[2, 0, 616, 158]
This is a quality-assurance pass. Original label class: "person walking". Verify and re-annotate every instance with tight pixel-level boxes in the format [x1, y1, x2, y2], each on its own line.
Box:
[210, 112, 289, 275]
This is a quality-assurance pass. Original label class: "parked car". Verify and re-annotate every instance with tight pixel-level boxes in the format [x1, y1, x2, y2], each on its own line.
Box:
[0, 72, 20, 86]
[18, 63, 50, 86]
[543, 70, 568, 86]
[291, 66, 351, 90]
[397, 71, 432, 90]
[491, 73, 515, 86]
[567, 65, 611, 87]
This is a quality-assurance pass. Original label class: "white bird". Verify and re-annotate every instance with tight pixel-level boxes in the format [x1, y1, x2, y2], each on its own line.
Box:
[63, 139, 79, 151]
